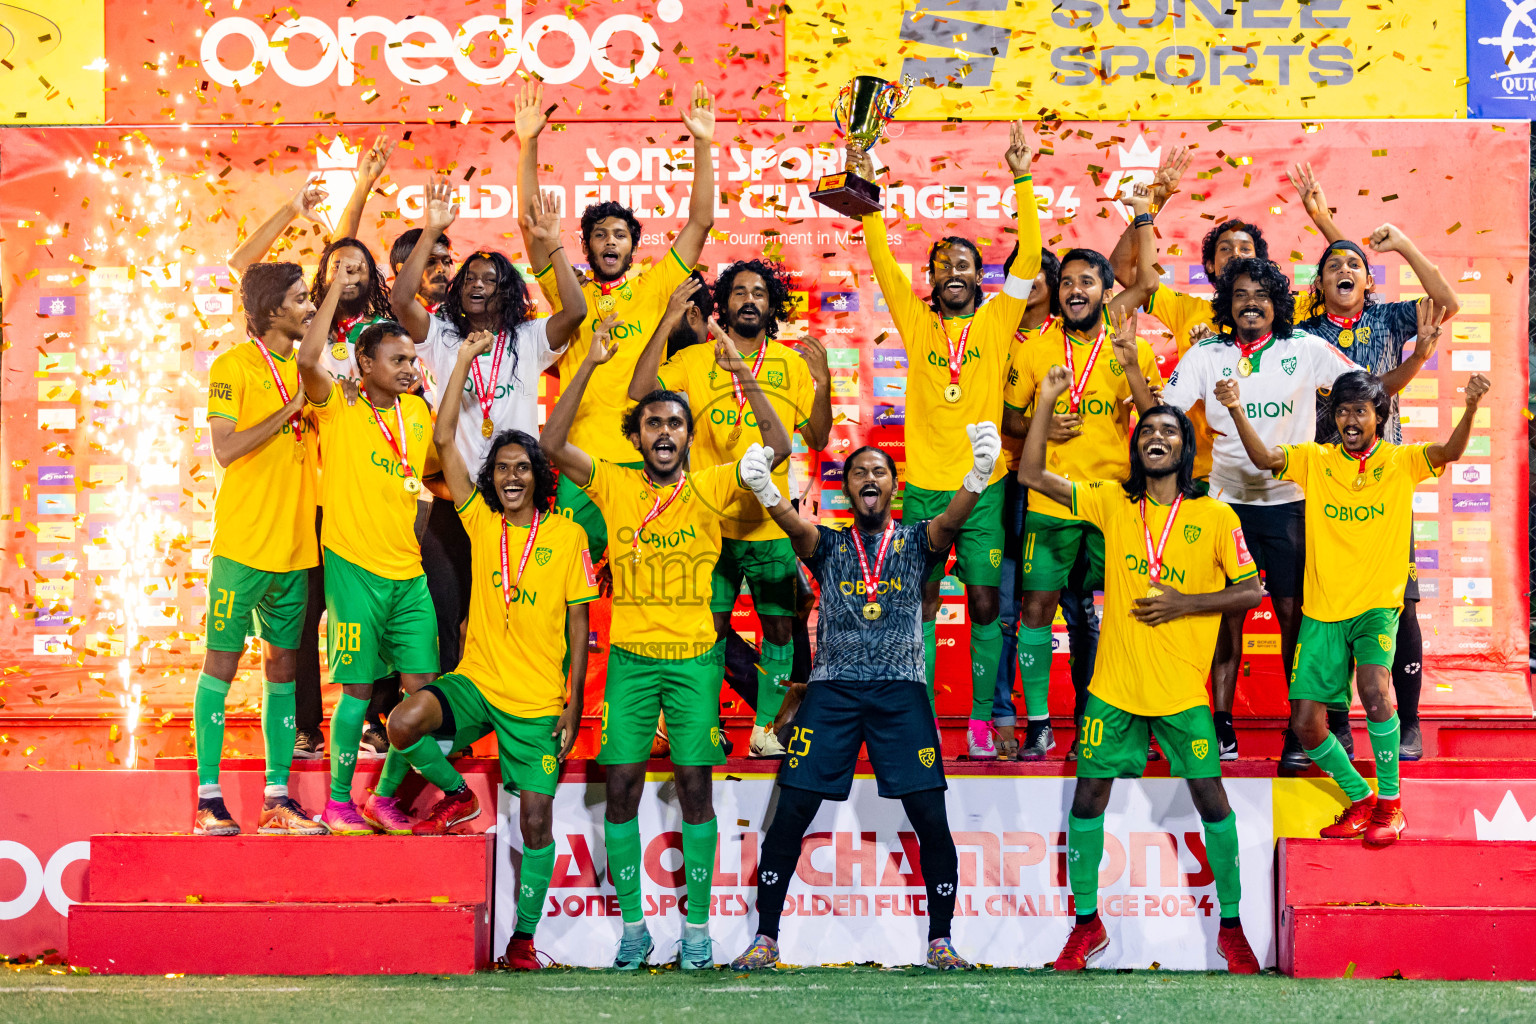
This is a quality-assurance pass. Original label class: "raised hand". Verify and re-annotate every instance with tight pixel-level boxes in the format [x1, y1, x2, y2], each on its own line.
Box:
[664, 276, 704, 322]
[290, 173, 328, 223]
[799, 335, 831, 387]
[1464, 373, 1490, 408]
[707, 316, 744, 370]
[681, 82, 716, 141]
[739, 443, 779, 500]
[1109, 306, 1140, 367]
[1124, 180, 1152, 219]
[1040, 364, 1072, 404]
[1213, 377, 1241, 409]
[424, 176, 458, 234]
[513, 81, 549, 141]
[1367, 222, 1409, 254]
[1413, 298, 1444, 364]
[1149, 145, 1191, 211]
[967, 421, 1001, 478]
[1286, 162, 1330, 223]
[522, 189, 563, 248]
[1048, 412, 1084, 443]
[846, 146, 875, 181]
[1005, 120, 1032, 176]
[462, 329, 496, 362]
[358, 135, 397, 182]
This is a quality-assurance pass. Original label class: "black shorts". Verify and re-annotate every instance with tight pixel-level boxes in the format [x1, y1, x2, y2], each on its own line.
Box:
[777, 678, 946, 800]
[1404, 530, 1419, 602]
[1232, 501, 1304, 599]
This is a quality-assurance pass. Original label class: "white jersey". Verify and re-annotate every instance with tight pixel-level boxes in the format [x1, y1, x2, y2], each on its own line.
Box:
[1163, 331, 1355, 506]
[418, 314, 560, 476]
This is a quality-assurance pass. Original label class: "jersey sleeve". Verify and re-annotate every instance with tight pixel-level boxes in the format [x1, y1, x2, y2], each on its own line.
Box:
[861, 213, 927, 348]
[566, 532, 601, 606]
[531, 265, 561, 311]
[802, 524, 838, 576]
[309, 380, 342, 424]
[918, 521, 949, 570]
[1398, 442, 1443, 484]
[1145, 289, 1213, 355]
[1137, 338, 1165, 389]
[1215, 504, 1259, 582]
[1003, 346, 1038, 412]
[419, 314, 452, 364]
[579, 458, 612, 508]
[1160, 344, 1206, 411]
[456, 492, 486, 526]
[1383, 300, 1422, 355]
[207, 354, 243, 424]
[706, 461, 752, 508]
[525, 317, 561, 373]
[656, 347, 692, 394]
[788, 352, 816, 429]
[1275, 442, 1314, 486]
[1068, 480, 1114, 530]
[1305, 335, 1357, 391]
[640, 247, 693, 295]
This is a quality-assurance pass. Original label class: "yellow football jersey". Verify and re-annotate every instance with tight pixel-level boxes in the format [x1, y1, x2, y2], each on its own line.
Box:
[657, 339, 815, 541]
[863, 174, 1040, 492]
[537, 249, 693, 465]
[1277, 440, 1438, 622]
[582, 460, 748, 658]
[207, 341, 319, 573]
[1073, 481, 1258, 717]
[311, 383, 440, 580]
[1005, 323, 1164, 522]
[455, 499, 599, 718]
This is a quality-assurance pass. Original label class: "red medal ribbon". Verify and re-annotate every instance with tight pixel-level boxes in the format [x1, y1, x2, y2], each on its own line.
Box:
[335, 313, 364, 345]
[1235, 331, 1273, 361]
[632, 473, 687, 562]
[599, 274, 628, 296]
[1350, 438, 1382, 479]
[1063, 325, 1107, 413]
[849, 520, 895, 606]
[468, 332, 508, 425]
[250, 337, 303, 444]
[366, 396, 416, 486]
[944, 320, 971, 387]
[729, 342, 770, 430]
[499, 510, 540, 614]
[1324, 310, 1362, 331]
[1140, 493, 1185, 587]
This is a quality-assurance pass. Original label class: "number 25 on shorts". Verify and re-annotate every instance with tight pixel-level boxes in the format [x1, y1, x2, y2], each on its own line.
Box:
[787, 726, 813, 757]
[1080, 715, 1104, 759]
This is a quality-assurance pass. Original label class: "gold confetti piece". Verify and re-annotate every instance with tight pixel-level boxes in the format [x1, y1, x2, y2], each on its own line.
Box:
[1446, 222, 1462, 234]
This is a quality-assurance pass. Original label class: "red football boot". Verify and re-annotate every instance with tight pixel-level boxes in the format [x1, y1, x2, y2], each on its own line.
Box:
[1217, 924, 1261, 974]
[1051, 916, 1109, 971]
[502, 936, 544, 970]
[1319, 795, 1377, 839]
[411, 787, 480, 836]
[1363, 796, 1406, 848]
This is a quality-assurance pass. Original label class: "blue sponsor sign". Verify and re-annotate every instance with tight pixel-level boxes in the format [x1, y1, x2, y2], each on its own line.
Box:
[38, 466, 74, 487]
[872, 348, 907, 370]
[1467, 2, 1536, 117]
[38, 296, 77, 317]
[819, 291, 860, 312]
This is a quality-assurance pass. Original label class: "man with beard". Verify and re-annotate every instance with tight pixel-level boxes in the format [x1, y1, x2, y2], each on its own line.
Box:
[850, 122, 1039, 759]
[1218, 369, 1489, 847]
[1160, 258, 1356, 763]
[629, 262, 832, 755]
[728, 423, 1002, 971]
[1019, 364, 1263, 974]
[298, 273, 441, 836]
[389, 227, 454, 312]
[540, 320, 790, 970]
[1298, 228, 1459, 762]
[515, 81, 718, 559]
[190, 263, 327, 837]
[1001, 186, 1162, 761]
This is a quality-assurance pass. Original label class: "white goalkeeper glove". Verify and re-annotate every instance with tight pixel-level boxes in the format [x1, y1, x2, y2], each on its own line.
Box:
[963, 421, 1000, 493]
[740, 443, 782, 508]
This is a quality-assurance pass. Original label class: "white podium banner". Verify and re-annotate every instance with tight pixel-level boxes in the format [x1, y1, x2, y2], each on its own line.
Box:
[493, 776, 1275, 969]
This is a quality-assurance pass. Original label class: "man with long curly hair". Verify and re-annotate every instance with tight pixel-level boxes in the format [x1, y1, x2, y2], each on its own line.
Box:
[1161, 257, 1354, 763]
[628, 261, 832, 754]
[379, 330, 598, 969]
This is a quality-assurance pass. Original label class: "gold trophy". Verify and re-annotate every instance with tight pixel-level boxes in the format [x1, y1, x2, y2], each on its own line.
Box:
[810, 74, 914, 217]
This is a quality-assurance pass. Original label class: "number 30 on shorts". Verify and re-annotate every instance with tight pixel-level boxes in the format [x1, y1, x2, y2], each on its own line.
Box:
[1080, 716, 1104, 759]
[787, 726, 813, 757]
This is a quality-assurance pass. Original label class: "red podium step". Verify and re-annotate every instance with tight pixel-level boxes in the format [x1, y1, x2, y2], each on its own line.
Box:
[1278, 838, 1536, 980]
[69, 834, 495, 975]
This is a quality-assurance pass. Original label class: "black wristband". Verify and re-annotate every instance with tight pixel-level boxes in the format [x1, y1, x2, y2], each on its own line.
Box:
[1132, 213, 1155, 229]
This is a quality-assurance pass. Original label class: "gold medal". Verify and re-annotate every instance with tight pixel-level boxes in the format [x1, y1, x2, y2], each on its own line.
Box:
[1146, 586, 1163, 599]
[1338, 328, 1355, 348]
[726, 425, 742, 447]
[482, 417, 494, 439]
[943, 383, 963, 403]
[330, 342, 349, 361]
[631, 549, 642, 565]
[404, 476, 422, 495]
[596, 293, 618, 316]
[862, 601, 882, 621]
[1352, 474, 1367, 491]
[1236, 357, 1253, 377]
[295, 442, 305, 463]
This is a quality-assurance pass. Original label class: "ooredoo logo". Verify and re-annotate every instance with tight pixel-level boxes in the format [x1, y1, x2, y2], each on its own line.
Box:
[0, 840, 89, 920]
[200, 0, 685, 89]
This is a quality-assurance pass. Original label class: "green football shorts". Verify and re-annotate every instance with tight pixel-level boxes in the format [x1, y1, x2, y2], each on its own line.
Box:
[600, 643, 726, 767]
[322, 548, 439, 685]
[710, 536, 799, 617]
[205, 555, 308, 653]
[426, 673, 562, 796]
[1289, 608, 1400, 709]
[901, 478, 1005, 586]
[1075, 692, 1222, 780]
[1020, 510, 1106, 592]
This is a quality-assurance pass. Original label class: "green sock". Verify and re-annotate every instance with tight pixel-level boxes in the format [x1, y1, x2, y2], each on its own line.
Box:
[1367, 714, 1402, 799]
[402, 735, 465, 794]
[328, 693, 368, 803]
[1067, 812, 1104, 916]
[1305, 733, 1372, 803]
[261, 680, 297, 788]
[1017, 625, 1054, 720]
[922, 620, 937, 704]
[969, 619, 1003, 721]
[681, 817, 718, 926]
[376, 745, 410, 798]
[194, 673, 232, 787]
[517, 841, 557, 935]
[1201, 811, 1242, 918]
[755, 641, 794, 727]
[605, 817, 644, 923]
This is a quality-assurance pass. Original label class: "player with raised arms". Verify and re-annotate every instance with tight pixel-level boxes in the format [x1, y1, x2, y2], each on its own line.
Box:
[540, 319, 791, 970]
[1217, 369, 1490, 847]
[850, 122, 1040, 759]
[191, 263, 328, 837]
[729, 421, 1003, 971]
[1018, 335, 1264, 973]
[629, 264, 833, 755]
[297, 269, 441, 836]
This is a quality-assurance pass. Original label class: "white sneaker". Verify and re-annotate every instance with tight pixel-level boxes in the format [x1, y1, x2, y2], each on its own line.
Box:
[967, 719, 998, 760]
[749, 723, 786, 757]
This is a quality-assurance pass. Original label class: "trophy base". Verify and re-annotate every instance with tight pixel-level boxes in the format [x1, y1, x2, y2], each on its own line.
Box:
[810, 172, 883, 218]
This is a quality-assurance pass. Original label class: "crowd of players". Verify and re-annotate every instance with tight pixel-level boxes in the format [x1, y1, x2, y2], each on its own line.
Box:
[192, 87, 1490, 972]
